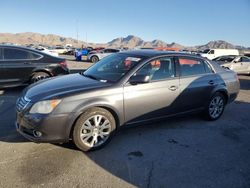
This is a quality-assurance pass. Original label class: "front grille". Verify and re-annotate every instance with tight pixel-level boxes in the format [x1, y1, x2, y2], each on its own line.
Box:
[16, 96, 30, 112]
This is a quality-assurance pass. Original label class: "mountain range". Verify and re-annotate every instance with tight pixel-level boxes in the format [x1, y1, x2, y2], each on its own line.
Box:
[0, 32, 249, 51]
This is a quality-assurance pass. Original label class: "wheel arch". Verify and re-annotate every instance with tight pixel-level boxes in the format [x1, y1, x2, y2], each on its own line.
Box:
[211, 87, 229, 104]
[30, 68, 53, 78]
[68, 104, 122, 140]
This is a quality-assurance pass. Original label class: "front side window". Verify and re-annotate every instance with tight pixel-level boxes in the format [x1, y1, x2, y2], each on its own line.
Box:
[83, 53, 144, 82]
[3, 48, 41, 60]
[135, 57, 175, 81]
[209, 50, 214, 54]
[179, 57, 208, 76]
[240, 57, 250, 62]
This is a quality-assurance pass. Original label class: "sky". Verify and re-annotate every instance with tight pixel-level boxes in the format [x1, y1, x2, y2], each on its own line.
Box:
[0, 0, 250, 46]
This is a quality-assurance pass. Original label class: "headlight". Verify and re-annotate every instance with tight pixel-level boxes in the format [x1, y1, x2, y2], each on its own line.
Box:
[30, 99, 61, 114]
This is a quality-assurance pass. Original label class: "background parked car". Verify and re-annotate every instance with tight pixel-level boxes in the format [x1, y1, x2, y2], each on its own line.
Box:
[51, 46, 68, 54]
[0, 45, 69, 88]
[213, 55, 250, 75]
[87, 48, 120, 63]
[34, 46, 59, 57]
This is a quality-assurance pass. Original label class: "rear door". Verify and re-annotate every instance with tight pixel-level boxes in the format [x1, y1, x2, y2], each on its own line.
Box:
[176, 56, 217, 111]
[2, 47, 42, 85]
[0, 48, 5, 85]
[124, 56, 180, 124]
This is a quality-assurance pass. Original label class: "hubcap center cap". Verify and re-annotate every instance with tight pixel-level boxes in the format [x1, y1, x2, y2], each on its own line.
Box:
[93, 128, 98, 134]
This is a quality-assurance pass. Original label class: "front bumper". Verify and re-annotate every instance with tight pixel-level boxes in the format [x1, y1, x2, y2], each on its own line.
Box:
[16, 111, 73, 143]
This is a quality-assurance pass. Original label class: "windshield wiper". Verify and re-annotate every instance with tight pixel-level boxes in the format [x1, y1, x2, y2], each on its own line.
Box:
[83, 74, 98, 80]
[80, 72, 113, 83]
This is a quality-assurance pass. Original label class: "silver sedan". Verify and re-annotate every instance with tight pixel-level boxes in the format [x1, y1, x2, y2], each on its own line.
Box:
[213, 55, 250, 75]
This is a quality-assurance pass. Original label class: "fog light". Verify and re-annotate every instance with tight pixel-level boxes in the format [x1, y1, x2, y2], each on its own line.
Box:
[33, 130, 42, 138]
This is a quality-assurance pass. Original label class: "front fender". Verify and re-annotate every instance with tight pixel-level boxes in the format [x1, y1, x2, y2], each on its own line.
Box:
[65, 98, 124, 140]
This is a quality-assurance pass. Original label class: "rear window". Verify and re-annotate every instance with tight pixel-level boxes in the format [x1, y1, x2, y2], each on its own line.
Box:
[3, 48, 41, 60]
[179, 57, 210, 76]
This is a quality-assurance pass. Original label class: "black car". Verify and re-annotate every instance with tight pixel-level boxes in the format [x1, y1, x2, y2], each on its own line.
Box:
[0, 45, 69, 88]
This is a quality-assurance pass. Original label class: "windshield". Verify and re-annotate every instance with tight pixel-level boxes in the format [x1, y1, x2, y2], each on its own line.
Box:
[83, 53, 144, 82]
[202, 49, 210, 54]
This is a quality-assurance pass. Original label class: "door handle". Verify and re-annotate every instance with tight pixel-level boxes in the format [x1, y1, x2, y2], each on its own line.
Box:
[168, 86, 178, 91]
[208, 80, 214, 85]
[24, 62, 32, 64]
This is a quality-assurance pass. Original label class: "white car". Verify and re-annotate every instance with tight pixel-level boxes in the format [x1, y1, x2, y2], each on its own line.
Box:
[87, 49, 120, 63]
[200, 49, 239, 60]
[35, 47, 59, 57]
[51, 46, 68, 54]
[213, 55, 250, 74]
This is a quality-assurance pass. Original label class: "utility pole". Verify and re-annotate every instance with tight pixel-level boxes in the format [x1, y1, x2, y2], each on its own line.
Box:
[76, 19, 79, 46]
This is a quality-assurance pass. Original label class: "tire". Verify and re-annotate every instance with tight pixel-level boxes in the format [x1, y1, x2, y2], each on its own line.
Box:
[204, 92, 226, 121]
[91, 56, 99, 63]
[31, 72, 50, 83]
[73, 107, 116, 151]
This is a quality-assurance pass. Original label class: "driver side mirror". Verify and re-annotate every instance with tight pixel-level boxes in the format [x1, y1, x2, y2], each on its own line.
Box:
[129, 74, 150, 85]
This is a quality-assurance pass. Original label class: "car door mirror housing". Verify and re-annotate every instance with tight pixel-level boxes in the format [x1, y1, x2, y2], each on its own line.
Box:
[129, 75, 150, 85]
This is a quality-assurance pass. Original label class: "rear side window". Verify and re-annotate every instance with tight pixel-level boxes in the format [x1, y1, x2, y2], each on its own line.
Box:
[0, 48, 3, 60]
[3, 48, 41, 60]
[179, 57, 210, 76]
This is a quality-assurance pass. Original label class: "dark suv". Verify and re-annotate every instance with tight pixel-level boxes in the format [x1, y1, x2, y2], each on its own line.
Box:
[0, 45, 69, 88]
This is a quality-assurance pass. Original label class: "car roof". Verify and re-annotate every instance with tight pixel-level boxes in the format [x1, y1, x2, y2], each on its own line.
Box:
[0, 44, 63, 59]
[0, 44, 43, 53]
[119, 50, 201, 59]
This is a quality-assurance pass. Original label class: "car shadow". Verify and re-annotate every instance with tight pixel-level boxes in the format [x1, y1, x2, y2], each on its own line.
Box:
[56, 100, 250, 187]
[1, 76, 250, 187]
[0, 86, 28, 142]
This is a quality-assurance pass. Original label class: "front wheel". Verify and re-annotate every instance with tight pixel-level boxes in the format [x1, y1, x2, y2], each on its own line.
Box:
[204, 92, 226, 121]
[91, 56, 99, 63]
[73, 107, 116, 151]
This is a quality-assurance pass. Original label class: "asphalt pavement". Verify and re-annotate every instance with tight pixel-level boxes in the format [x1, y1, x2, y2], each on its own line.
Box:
[0, 75, 250, 188]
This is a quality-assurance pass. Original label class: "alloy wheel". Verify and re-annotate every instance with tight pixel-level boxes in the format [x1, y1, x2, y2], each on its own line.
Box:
[80, 115, 112, 148]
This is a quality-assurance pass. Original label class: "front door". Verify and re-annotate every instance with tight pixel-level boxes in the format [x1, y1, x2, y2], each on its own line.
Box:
[124, 56, 180, 124]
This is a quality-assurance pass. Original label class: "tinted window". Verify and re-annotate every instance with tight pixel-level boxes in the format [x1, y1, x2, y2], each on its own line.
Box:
[3, 48, 41, 60]
[104, 49, 118, 53]
[83, 53, 144, 82]
[204, 61, 213, 73]
[179, 57, 207, 76]
[135, 57, 175, 81]
[209, 50, 214, 54]
[0, 48, 3, 60]
[216, 56, 235, 62]
[240, 57, 250, 62]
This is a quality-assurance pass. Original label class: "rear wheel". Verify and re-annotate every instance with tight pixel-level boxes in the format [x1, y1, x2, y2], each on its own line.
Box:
[30, 72, 50, 83]
[91, 56, 99, 63]
[204, 92, 226, 121]
[73, 107, 116, 151]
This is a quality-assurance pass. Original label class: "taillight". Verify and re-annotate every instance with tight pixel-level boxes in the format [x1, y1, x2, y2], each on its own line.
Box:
[59, 60, 68, 68]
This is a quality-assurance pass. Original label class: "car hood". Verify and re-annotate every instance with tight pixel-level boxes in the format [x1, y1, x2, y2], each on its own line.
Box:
[24, 73, 111, 101]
